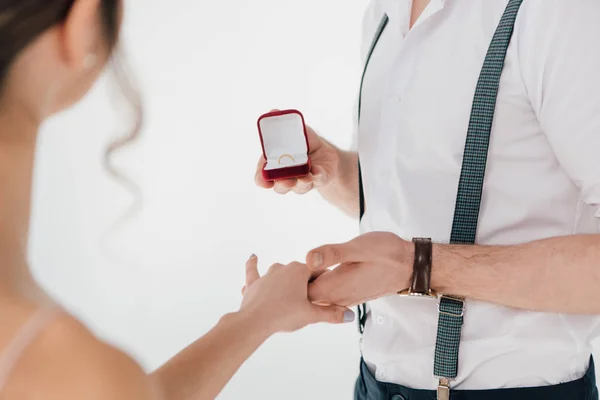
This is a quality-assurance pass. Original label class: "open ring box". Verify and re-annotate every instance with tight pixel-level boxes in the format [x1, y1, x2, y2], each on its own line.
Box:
[257, 109, 311, 181]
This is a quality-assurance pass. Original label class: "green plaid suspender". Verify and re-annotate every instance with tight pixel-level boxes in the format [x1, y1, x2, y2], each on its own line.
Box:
[435, 2, 523, 397]
[356, 1, 524, 398]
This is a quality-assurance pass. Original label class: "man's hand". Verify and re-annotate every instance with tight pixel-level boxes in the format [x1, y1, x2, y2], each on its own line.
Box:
[306, 232, 414, 307]
[254, 110, 360, 216]
[254, 122, 341, 195]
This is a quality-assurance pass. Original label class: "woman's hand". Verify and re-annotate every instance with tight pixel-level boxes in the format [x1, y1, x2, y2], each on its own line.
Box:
[240, 255, 355, 334]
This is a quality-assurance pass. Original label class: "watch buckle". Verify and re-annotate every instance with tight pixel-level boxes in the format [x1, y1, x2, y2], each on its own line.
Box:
[398, 288, 438, 298]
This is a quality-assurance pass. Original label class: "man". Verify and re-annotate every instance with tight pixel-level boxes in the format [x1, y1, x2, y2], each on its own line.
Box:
[255, 0, 600, 399]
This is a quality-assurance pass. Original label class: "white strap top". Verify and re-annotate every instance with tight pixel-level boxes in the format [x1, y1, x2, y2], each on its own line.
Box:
[0, 307, 60, 395]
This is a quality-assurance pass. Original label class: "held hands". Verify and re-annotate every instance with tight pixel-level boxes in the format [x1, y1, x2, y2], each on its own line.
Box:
[306, 232, 413, 307]
[254, 123, 340, 195]
[240, 255, 355, 335]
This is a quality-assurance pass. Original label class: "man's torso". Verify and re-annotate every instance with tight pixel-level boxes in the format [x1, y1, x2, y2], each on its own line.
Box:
[357, 0, 600, 390]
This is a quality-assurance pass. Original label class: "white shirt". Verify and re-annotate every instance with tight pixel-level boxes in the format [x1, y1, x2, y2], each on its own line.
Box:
[356, 0, 600, 390]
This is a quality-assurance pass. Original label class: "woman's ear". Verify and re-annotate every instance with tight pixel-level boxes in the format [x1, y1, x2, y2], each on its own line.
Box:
[61, 0, 103, 72]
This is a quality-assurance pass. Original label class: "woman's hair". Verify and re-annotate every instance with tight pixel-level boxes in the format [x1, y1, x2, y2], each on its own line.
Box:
[0, 0, 119, 87]
[0, 0, 142, 210]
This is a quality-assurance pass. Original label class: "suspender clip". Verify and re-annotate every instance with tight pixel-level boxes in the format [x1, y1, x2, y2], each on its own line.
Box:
[437, 378, 450, 400]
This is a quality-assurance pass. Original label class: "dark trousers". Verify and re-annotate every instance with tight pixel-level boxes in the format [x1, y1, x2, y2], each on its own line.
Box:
[355, 358, 599, 400]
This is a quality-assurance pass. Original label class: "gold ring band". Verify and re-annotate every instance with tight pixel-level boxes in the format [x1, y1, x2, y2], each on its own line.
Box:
[278, 154, 295, 165]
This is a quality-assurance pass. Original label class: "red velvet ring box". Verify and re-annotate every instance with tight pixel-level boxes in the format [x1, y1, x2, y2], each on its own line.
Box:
[257, 109, 311, 181]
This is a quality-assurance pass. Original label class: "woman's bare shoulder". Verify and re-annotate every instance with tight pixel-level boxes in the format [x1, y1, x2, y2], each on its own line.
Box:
[1, 306, 162, 400]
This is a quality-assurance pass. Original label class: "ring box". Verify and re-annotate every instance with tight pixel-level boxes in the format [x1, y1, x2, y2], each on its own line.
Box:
[257, 109, 311, 181]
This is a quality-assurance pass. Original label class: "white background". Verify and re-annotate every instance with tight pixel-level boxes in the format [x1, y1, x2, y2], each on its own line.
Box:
[29, 1, 368, 399]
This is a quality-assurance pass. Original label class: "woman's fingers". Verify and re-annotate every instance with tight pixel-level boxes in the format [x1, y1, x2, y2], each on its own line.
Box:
[245, 254, 260, 288]
[267, 262, 284, 274]
[310, 304, 355, 324]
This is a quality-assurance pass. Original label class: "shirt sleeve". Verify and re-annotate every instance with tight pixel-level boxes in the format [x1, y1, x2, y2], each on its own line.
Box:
[350, 0, 386, 151]
[520, 0, 600, 221]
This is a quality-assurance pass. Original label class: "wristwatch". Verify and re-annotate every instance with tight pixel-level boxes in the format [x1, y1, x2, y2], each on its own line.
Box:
[398, 238, 437, 298]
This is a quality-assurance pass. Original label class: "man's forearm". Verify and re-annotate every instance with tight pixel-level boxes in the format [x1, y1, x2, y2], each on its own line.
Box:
[317, 148, 359, 218]
[431, 234, 600, 314]
[151, 311, 271, 400]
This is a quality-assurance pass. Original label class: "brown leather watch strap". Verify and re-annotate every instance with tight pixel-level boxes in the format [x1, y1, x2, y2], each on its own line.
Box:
[411, 237, 433, 293]
[399, 238, 436, 297]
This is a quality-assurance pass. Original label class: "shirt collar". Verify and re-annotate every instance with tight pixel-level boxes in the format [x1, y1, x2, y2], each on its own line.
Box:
[380, 0, 447, 31]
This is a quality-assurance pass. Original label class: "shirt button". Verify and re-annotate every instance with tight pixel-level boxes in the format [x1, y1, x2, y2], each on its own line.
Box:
[391, 395, 406, 400]
[376, 367, 387, 380]
[377, 315, 385, 325]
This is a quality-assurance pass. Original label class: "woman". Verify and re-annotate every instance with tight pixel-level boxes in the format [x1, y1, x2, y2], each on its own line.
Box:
[0, 1, 355, 399]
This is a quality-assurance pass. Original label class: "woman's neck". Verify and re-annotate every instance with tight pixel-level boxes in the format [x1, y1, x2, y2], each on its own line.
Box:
[0, 101, 41, 297]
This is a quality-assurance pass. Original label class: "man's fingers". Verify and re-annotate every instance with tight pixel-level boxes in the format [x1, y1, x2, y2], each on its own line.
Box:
[306, 232, 386, 270]
[311, 305, 355, 324]
[309, 268, 329, 283]
[255, 157, 274, 189]
[310, 165, 329, 187]
[245, 254, 260, 287]
[306, 240, 364, 270]
[305, 125, 323, 153]
[292, 178, 313, 194]
[297, 174, 313, 186]
[309, 260, 389, 307]
[255, 174, 274, 189]
[307, 262, 363, 306]
[274, 179, 297, 194]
